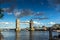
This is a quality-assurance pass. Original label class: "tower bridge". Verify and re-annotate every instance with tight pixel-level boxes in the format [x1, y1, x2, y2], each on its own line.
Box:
[16, 19, 35, 32]
[15, 17, 48, 32]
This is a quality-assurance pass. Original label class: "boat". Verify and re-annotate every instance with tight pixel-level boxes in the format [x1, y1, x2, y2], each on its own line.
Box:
[53, 35, 60, 40]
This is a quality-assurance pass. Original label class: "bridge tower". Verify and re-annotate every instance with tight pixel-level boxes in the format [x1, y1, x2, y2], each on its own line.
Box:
[29, 19, 34, 31]
[16, 18, 20, 32]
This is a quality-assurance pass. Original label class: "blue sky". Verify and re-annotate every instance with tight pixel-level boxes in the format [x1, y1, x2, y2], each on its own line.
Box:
[0, 0, 60, 29]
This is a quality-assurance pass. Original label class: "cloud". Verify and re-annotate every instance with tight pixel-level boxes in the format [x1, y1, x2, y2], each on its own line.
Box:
[3, 8, 35, 17]
[7, 12, 12, 15]
[14, 9, 21, 18]
[20, 21, 29, 24]
[13, 9, 34, 18]
[2, 8, 13, 15]
[33, 21, 40, 24]
[55, 5, 60, 11]
[34, 12, 44, 16]
[47, 0, 60, 4]
[47, 0, 60, 11]
[0, 0, 14, 4]
[0, 22, 15, 29]
[20, 21, 43, 25]
[33, 21, 43, 25]
[48, 22, 56, 25]
[0, 22, 14, 25]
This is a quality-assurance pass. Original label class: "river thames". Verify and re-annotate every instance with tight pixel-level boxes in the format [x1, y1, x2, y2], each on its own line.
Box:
[1, 30, 59, 40]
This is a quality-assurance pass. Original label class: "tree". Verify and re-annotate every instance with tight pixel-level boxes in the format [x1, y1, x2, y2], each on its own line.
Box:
[0, 8, 4, 18]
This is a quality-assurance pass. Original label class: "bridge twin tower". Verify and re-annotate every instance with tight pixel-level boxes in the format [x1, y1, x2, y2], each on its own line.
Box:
[16, 18, 20, 32]
[16, 19, 34, 32]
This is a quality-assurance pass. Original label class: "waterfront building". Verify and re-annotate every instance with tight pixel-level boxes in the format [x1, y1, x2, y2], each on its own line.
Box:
[52, 24, 60, 30]
[42, 26, 47, 30]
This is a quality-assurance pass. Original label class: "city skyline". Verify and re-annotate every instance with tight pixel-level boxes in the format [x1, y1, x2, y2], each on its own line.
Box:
[0, 0, 60, 28]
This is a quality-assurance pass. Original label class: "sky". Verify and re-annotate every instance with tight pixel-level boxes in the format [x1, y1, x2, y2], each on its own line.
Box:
[0, 0, 60, 29]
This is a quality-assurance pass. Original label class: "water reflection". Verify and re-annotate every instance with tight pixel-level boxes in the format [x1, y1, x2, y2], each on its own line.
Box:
[29, 31, 34, 40]
[15, 31, 20, 40]
[15, 31, 34, 40]
[15, 31, 57, 40]
[1, 30, 59, 40]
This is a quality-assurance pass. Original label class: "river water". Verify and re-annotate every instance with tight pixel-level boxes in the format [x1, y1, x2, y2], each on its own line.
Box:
[0, 30, 59, 40]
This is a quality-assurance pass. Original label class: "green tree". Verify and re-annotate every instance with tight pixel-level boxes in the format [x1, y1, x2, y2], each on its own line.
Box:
[0, 8, 4, 18]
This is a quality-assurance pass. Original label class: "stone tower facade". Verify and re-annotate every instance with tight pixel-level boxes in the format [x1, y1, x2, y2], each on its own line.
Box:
[16, 19, 20, 32]
[30, 19, 34, 31]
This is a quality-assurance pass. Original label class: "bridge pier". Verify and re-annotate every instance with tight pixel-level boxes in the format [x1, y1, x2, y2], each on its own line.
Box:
[16, 18, 20, 32]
